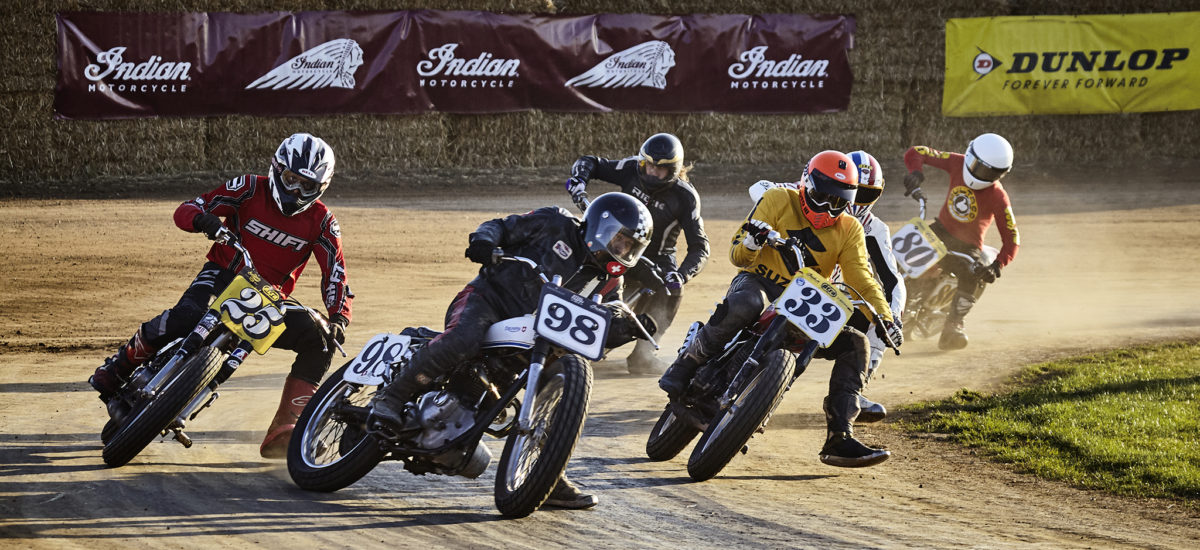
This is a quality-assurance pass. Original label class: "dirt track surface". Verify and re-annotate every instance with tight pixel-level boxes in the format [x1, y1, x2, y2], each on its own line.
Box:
[3, 168, 1200, 548]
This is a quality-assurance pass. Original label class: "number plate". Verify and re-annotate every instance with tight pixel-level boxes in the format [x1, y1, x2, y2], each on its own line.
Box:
[890, 217, 948, 278]
[343, 333, 412, 386]
[214, 270, 287, 354]
[535, 284, 612, 361]
[775, 268, 852, 348]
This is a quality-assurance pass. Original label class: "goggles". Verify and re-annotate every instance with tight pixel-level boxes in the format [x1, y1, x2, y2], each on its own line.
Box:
[280, 169, 323, 196]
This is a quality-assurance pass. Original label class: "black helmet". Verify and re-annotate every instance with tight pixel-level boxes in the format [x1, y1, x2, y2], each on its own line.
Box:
[268, 133, 335, 217]
[637, 133, 684, 192]
[582, 192, 653, 270]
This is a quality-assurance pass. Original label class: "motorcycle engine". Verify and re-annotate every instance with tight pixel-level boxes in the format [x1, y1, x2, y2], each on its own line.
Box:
[414, 390, 492, 478]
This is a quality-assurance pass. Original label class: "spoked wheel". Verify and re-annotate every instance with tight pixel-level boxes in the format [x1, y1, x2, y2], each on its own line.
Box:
[102, 346, 223, 468]
[645, 404, 700, 461]
[494, 354, 592, 518]
[287, 361, 385, 493]
[686, 349, 795, 482]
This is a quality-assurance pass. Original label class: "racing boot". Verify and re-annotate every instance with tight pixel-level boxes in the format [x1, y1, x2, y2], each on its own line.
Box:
[543, 475, 598, 509]
[938, 291, 975, 351]
[626, 341, 669, 376]
[367, 363, 436, 436]
[259, 376, 319, 459]
[89, 329, 154, 402]
[856, 394, 887, 423]
[819, 395, 890, 468]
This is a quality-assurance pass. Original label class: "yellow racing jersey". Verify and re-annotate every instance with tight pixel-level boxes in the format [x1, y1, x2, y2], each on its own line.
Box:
[731, 186, 894, 323]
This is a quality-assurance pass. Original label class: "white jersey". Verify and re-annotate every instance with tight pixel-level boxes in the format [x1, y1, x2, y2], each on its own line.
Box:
[858, 212, 906, 319]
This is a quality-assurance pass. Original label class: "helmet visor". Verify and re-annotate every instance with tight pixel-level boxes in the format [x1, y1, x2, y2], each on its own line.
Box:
[594, 224, 650, 267]
[280, 169, 324, 197]
[964, 146, 1010, 183]
[807, 170, 857, 215]
[853, 186, 883, 206]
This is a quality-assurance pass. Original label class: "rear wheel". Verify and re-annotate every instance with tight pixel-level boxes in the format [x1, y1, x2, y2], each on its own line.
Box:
[645, 404, 700, 461]
[686, 349, 795, 482]
[102, 346, 223, 467]
[494, 354, 592, 518]
[287, 361, 386, 492]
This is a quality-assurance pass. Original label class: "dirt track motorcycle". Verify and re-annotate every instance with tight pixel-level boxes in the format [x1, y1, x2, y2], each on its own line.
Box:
[891, 196, 998, 340]
[100, 227, 342, 467]
[287, 253, 656, 517]
[645, 232, 898, 481]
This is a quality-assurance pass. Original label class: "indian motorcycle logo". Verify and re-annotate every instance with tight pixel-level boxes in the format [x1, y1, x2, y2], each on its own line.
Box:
[417, 43, 520, 88]
[727, 46, 831, 90]
[246, 38, 364, 90]
[565, 41, 676, 89]
[84, 46, 191, 93]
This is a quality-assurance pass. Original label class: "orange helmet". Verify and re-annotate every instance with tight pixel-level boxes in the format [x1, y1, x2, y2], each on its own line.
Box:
[799, 150, 858, 229]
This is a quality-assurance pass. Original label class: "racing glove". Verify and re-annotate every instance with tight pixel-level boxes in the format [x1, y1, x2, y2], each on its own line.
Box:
[973, 260, 1002, 284]
[192, 212, 224, 240]
[328, 314, 349, 346]
[741, 219, 773, 251]
[875, 319, 904, 349]
[465, 240, 499, 266]
[664, 271, 685, 292]
[565, 177, 588, 208]
[902, 170, 925, 198]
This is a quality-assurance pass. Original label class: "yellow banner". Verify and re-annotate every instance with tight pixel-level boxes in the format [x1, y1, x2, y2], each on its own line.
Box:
[943, 12, 1200, 116]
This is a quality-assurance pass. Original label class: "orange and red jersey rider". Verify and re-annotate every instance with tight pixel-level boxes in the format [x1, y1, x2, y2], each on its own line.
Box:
[903, 145, 1020, 268]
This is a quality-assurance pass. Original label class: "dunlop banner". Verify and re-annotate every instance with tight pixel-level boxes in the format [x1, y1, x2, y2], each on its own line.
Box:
[943, 12, 1200, 116]
[55, 10, 855, 119]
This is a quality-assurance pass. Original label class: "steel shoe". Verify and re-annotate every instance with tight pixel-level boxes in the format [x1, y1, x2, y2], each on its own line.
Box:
[856, 394, 887, 423]
[543, 477, 598, 509]
[819, 431, 891, 468]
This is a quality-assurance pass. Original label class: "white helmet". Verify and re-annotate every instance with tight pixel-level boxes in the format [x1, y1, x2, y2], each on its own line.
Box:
[961, 133, 1012, 190]
[269, 133, 335, 216]
[846, 150, 884, 221]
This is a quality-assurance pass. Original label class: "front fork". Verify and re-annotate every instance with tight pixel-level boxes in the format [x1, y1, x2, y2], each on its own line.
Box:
[716, 316, 788, 411]
[516, 339, 551, 434]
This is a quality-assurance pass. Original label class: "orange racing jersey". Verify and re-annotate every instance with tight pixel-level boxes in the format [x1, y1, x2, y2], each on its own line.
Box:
[731, 186, 894, 323]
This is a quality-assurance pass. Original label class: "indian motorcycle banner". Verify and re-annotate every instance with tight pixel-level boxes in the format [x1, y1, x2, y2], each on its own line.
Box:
[943, 12, 1200, 116]
[55, 10, 856, 119]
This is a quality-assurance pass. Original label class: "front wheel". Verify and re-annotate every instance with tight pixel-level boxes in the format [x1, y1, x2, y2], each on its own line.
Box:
[645, 404, 700, 461]
[686, 349, 795, 482]
[102, 346, 223, 467]
[287, 361, 386, 492]
[494, 354, 592, 518]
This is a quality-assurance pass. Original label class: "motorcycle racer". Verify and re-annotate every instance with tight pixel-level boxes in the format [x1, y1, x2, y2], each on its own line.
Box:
[368, 192, 657, 509]
[659, 150, 902, 468]
[901, 133, 1020, 350]
[842, 150, 906, 422]
[565, 133, 710, 375]
[88, 133, 353, 459]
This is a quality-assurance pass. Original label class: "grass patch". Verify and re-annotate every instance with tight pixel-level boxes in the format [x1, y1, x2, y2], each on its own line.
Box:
[899, 340, 1200, 505]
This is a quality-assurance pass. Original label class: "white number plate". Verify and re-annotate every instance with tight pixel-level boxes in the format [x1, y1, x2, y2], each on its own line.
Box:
[535, 285, 612, 361]
[343, 333, 412, 386]
[890, 218, 948, 278]
[775, 269, 852, 348]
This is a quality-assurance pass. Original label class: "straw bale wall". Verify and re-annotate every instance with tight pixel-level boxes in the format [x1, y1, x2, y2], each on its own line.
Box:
[2, 0, 1197, 193]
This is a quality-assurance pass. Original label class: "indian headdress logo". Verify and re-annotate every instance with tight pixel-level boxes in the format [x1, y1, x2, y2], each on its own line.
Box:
[246, 39, 364, 90]
[565, 41, 676, 89]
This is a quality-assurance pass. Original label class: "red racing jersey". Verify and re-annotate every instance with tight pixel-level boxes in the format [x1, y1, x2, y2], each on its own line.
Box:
[173, 175, 353, 322]
[903, 146, 1020, 267]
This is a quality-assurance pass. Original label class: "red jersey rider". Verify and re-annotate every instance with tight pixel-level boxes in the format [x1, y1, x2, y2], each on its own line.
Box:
[901, 133, 1020, 350]
[89, 133, 353, 458]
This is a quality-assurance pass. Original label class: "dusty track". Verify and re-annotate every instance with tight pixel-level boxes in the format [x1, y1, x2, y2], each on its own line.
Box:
[2, 169, 1199, 548]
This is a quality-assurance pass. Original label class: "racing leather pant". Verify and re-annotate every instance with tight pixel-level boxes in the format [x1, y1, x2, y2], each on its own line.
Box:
[386, 284, 503, 397]
[930, 220, 986, 321]
[688, 272, 867, 433]
[130, 262, 332, 385]
[623, 262, 683, 364]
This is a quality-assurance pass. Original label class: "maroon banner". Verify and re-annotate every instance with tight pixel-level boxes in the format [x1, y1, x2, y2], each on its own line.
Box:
[55, 10, 856, 119]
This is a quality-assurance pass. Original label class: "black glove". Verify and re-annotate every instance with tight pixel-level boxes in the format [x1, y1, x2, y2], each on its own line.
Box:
[741, 219, 773, 251]
[875, 319, 904, 348]
[192, 212, 224, 240]
[565, 176, 588, 205]
[902, 170, 925, 198]
[664, 271, 684, 292]
[327, 314, 349, 346]
[465, 240, 498, 266]
[973, 260, 1002, 284]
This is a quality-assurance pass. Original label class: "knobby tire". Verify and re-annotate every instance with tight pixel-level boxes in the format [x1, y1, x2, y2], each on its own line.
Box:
[645, 404, 700, 461]
[287, 361, 385, 492]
